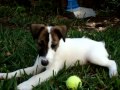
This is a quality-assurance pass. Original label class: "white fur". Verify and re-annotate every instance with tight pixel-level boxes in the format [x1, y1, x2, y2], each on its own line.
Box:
[47, 26, 52, 33]
[46, 31, 55, 66]
[0, 32, 118, 90]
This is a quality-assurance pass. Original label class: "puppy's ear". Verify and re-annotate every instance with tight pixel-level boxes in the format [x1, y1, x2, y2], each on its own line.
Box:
[30, 24, 45, 39]
[53, 25, 67, 42]
[59, 25, 67, 42]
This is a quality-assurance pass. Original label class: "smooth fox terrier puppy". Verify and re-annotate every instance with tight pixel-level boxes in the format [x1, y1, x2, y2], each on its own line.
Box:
[0, 24, 118, 90]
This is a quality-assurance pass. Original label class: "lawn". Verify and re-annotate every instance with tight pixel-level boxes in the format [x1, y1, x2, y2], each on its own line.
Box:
[0, 5, 120, 90]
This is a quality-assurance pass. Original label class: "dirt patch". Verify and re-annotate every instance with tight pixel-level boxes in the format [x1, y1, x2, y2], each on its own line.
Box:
[56, 14, 120, 31]
[1, 13, 120, 31]
[84, 16, 120, 31]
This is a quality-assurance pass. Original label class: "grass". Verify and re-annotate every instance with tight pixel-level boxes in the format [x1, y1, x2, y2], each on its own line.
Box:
[0, 5, 120, 90]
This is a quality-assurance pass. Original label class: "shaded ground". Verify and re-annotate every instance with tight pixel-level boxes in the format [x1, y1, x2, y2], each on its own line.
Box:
[0, 10, 120, 32]
[84, 15, 120, 31]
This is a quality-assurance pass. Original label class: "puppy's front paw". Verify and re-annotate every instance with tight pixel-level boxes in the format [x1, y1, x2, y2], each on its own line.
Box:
[17, 81, 33, 90]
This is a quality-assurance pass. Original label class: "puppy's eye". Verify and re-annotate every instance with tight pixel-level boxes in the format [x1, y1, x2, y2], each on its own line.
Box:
[38, 43, 44, 47]
[38, 40, 44, 46]
[51, 44, 57, 49]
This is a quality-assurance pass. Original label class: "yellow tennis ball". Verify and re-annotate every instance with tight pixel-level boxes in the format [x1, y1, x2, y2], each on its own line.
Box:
[66, 75, 82, 90]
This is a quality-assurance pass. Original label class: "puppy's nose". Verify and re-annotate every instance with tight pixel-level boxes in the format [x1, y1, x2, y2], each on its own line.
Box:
[41, 59, 49, 66]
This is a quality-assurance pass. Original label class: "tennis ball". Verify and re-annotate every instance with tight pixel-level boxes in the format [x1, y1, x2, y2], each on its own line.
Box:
[66, 75, 82, 90]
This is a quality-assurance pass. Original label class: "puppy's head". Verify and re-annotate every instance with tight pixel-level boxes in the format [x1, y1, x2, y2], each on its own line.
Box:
[30, 24, 67, 66]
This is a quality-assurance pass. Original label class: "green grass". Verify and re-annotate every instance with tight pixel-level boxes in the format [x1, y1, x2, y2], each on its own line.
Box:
[0, 5, 120, 90]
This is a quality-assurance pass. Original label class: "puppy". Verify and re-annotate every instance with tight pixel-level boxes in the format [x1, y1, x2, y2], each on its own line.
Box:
[0, 24, 118, 90]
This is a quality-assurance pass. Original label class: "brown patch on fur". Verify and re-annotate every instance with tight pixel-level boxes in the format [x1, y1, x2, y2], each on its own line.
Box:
[51, 25, 67, 42]
[30, 24, 67, 55]
[30, 24, 45, 39]
[51, 30, 60, 51]
[30, 24, 49, 56]
[37, 27, 49, 56]
[50, 25, 67, 51]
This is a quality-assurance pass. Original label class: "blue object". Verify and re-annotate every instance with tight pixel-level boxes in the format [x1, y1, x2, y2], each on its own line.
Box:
[66, 0, 80, 11]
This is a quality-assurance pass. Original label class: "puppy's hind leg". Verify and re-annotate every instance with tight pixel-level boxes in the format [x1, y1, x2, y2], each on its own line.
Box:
[87, 51, 118, 78]
[108, 60, 118, 77]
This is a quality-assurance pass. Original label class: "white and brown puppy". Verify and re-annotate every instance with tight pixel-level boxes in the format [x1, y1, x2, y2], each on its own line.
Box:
[0, 24, 118, 90]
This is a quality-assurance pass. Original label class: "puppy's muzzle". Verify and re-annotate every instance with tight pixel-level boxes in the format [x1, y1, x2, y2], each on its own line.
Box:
[41, 59, 49, 66]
